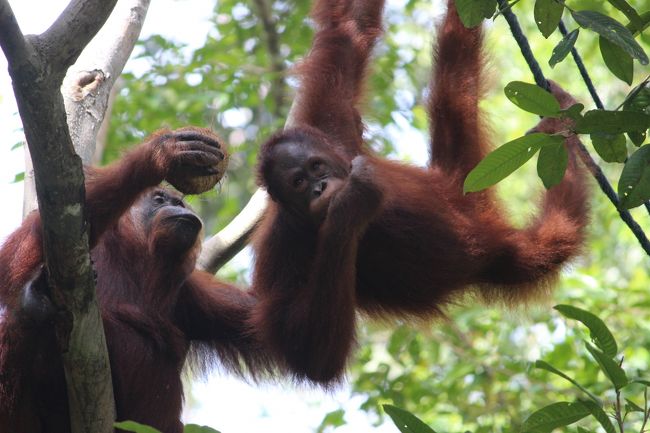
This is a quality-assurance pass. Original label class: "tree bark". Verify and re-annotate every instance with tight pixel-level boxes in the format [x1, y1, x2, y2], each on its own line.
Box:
[0, 0, 149, 431]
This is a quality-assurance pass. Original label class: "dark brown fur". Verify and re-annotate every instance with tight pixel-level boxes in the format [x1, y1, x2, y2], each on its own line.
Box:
[0, 128, 270, 433]
[251, 0, 589, 384]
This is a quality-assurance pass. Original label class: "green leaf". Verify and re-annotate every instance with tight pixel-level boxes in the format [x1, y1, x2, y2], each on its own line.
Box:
[534, 0, 564, 38]
[537, 137, 568, 188]
[534, 360, 600, 402]
[317, 409, 346, 433]
[590, 133, 628, 163]
[572, 10, 648, 65]
[618, 144, 650, 209]
[577, 428, 594, 433]
[575, 110, 650, 134]
[623, 84, 650, 113]
[464, 133, 549, 193]
[625, 398, 645, 412]
[599, 37, 634, 85]
[585, 343, 628, 390]
[579, 400, 616, 433]
[631, 378, 650, 386]
[522, 401, 590, 432]
[606, 0, 644, 30]
[550, 29, 579, 67]
[383, 405, 437, 433]
[10, 141, 23, 151]
[504, 81, 561, 116]
[184, 425, 221, 433]
[454, 0, 497, 27]
[12, 172, 24, 183]
[561, 102, 585, 121]
[114, 421, 163, 433]
[628, 131, 646, 146]
[554, 305, 618, 357]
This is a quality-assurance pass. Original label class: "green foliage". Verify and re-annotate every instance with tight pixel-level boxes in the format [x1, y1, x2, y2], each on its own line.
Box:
[105, 0, 650, 430]
[537, 138, 568, 188]
[372, 306, 650, 433]
[183, 425, 222, 433]
[590, 133, 627, 163]
[575, 110, 650, 134]
[463, 133, 561, 193]
[454, 0, 497, 27]
[618, 144, 650, 209]
[549, 28, 579, 67]
[554, 305, 618, 357]
[522, 401, 591, 432]
[114, 421, 162, 433]
[384, 404, 438, 433]
[114, 421, 221, 433]
[504, 81, 562, 116]
[599, 37, 634, 85]
[571, 10, 648, 65]
[468, 73, 650, 208]
[534, 0, 564, 38]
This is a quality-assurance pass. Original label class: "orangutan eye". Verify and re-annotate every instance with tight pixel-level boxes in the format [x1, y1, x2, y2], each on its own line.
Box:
[153, 192, 166, 205]
[293, 177, 305, 188]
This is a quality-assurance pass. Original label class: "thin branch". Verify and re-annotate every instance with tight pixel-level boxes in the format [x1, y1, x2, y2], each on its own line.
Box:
[252, 0, 287, 117]
[40, 0, 119, 74]
[198, 1, 301, 271]
[197, 92, 302, 272]
[496, 0, 650, 257]
[197, 188, 268, 273]
[62, 0, 152, 164]
[3, 0, 149, 430]
[558, 20, 604, 109]
[0, 0, 30, 65]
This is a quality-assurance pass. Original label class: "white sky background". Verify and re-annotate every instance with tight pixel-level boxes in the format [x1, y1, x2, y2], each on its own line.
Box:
[0, 1, 401, 432]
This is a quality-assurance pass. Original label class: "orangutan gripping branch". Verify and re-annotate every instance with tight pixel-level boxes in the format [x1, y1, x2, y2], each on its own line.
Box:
[250, 0, 588, 384]
[0, 127, 271, 433]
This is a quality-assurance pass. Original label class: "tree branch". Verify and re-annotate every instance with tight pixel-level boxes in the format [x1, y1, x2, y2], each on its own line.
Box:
[40, 0, 120, 74]
[197, 188, 268, 273]
[62, 0, 152, 164]
[197, 84, 302, 273]
[0, 0, 30, 65]
[198, 0, 303, 273]
[252, 0, 287, 117]
[2, 0, 155, 431]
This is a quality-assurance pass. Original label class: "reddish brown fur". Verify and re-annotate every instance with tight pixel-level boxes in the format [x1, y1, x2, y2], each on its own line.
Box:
[0, 128, 270, 433]
[251, 0, 589, 384]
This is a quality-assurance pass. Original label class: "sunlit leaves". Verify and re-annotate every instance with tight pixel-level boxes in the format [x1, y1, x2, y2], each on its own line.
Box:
[464, 134, 559, 193]
[534, 360, 600, 402]
[585, 343, 628, 390]
[504, 81, 561, 116]
[383, 405, 437, 433]
[521, 401, 590, 433]
[554, 305, 618, 357]
[579, 400, 616, 433]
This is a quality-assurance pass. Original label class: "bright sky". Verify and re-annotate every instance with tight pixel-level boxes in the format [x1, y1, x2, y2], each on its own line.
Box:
[0, 1, 398, 432]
